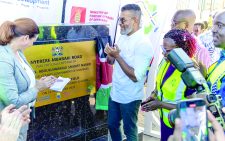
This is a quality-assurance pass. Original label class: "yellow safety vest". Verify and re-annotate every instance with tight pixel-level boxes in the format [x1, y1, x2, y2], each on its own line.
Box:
[207, 60, 225, 94]
[156, 58, 187, 128]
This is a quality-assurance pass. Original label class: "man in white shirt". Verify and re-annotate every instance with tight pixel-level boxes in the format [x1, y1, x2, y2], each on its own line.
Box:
[104, 4, 153, 141]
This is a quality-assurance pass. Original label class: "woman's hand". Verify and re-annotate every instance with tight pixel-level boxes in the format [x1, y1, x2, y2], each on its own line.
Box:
[208, 110, 225, 141]
[1, 104, 31, 127]
[141, 98, 162, 112]
[167, 119, 182, 141]
[35, 75, 57, 91]
[0, 104, 31, 141]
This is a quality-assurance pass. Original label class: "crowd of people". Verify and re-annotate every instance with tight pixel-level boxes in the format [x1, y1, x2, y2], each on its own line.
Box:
[105, 3, 225, 141]
[0, 3, 225, 141]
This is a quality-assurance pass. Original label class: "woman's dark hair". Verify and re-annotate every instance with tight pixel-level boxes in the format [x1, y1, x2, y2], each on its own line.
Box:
[163, 29, 196, 58]
[0, 18, 39, 45]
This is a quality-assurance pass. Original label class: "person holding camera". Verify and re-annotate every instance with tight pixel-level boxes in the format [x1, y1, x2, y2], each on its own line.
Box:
[141, 29, 197, 141]
[168, 109, 225, 141]
[167, 10, 225, 141]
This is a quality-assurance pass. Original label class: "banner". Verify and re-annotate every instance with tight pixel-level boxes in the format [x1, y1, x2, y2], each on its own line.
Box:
[24, 41, 96, 107]
[64, 0, 120, 40]
[0, 0, 63, 25]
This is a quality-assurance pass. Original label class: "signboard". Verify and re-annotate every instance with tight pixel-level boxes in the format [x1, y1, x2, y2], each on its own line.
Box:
[64, 0, 120, 41]
[24, 41, 96, 107]
[0, 0, 63, 25]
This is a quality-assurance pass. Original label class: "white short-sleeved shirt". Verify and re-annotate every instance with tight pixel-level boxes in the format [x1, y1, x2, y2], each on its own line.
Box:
[111, 28, 153, 104]
[198, 31, 221, 65]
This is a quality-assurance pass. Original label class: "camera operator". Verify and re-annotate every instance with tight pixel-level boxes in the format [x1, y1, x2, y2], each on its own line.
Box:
[168, 108, 225, 141]
[141, 29, 198, 141]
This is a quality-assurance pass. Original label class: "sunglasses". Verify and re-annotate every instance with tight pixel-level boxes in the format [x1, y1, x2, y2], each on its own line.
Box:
[117, 17, 133, 24]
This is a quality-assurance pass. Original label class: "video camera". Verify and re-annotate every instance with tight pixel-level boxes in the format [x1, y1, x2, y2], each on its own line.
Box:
[207, 94, 225, 129]
[167, 48, 225, 129]
[166, 48, 208, 92]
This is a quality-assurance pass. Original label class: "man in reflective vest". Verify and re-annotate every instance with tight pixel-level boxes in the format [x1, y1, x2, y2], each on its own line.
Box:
[207, 10, 225, 107]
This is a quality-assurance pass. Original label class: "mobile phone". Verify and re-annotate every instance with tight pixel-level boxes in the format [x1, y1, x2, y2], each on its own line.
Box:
[177, 98, 209, 141]
[141, 97, 154, 106]
[141, 100, 148, 106]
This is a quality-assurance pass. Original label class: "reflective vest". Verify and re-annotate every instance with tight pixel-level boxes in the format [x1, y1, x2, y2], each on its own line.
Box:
[50, 26, 57, 40]
[207, 60, 225, 94]
[156, 58, 187, 128]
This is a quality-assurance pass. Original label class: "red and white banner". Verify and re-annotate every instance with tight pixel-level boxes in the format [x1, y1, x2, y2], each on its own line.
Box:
[64, 0, 120, 40]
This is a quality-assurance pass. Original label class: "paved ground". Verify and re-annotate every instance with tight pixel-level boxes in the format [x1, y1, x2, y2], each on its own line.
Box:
[89, 95, 161, 141]
[138, 110, 160, 141]
[143, 135, 160, 141]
